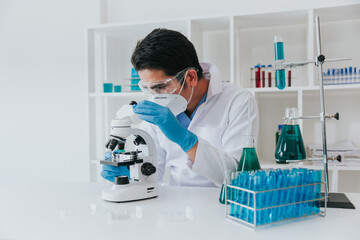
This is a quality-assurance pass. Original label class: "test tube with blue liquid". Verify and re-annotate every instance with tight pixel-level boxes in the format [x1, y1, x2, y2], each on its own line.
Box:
[326, 69, 331, 85]
[228, 168, 322, 226]
[336, 69, 340, 84]
[331, 68, 336, 85]
[274, 36, 286, 90]
[349, 67, 353, 84]
[340, 68, 344, 84]
[344, 67, 348, 84]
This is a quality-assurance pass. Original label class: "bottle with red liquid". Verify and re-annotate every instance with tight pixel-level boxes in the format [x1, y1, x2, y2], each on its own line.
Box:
[261, 65, 266, 88]
[288, 69, 292, 87]
[267, 64, 272, 87]
[255, 65, 261, 88]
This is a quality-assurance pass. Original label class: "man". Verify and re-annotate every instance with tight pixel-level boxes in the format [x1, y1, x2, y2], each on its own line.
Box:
[102, 28, 258, 187]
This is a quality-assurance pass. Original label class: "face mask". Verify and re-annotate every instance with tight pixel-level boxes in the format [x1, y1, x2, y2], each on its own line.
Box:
[149, 94, 187, 116]
[149, 70, 194, 116]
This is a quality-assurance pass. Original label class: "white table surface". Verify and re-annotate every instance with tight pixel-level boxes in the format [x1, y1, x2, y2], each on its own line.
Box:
[0, 182, 359, 240]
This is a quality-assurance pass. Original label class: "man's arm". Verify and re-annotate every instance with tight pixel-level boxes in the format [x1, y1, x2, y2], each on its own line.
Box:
[189, 91, 258, 186]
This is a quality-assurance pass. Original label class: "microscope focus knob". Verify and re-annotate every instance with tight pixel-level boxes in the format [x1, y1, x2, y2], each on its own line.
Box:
[114, 176, 130, 185]
[141, 163, 156, 176]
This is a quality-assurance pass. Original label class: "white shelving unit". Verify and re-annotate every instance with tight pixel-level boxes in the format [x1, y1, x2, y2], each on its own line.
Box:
[86, 4, 360, 191]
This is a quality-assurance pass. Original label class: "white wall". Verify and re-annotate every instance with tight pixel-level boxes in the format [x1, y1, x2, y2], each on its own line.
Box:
[105, 0, 360, 23]
[0, 0, 99, 183]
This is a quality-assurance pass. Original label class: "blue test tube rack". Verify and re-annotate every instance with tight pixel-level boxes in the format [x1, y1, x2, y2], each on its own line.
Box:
[225, 168, 326, 230]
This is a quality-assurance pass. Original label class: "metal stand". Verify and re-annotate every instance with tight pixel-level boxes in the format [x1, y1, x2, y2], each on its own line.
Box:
[274, 16, 354, 208]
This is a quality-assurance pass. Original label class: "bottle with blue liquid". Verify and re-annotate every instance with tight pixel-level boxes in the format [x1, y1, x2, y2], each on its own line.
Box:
[274, 36, 286, 90]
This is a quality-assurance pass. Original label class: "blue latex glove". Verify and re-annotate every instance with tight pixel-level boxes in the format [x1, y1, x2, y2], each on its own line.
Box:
[133, 100, 198, 152]
[101, 150, 130, 182]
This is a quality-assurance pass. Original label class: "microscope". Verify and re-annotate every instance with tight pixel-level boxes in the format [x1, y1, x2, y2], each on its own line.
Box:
[100, 101, 158, 202]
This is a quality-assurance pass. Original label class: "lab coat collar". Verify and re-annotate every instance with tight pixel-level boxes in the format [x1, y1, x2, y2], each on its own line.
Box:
[200, 62, 222, 101]
[187, 63, 222, 129]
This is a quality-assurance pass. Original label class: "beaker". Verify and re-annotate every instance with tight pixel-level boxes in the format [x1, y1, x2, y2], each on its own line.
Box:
[275, 107, 306, 163]
[237, 136, 261, 171]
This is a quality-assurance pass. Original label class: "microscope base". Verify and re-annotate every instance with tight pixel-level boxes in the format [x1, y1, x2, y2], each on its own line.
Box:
[102, 182, 158, 203]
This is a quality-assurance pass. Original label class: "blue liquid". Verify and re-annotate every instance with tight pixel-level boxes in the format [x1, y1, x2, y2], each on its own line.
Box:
[274, 42, 286, 90]
[275, 124, 306, 163]
[276, 70, 286, 90]
[229, 169, 322, 226]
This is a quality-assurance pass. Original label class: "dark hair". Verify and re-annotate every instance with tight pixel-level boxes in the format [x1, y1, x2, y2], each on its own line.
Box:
[131, 28, 203, 82]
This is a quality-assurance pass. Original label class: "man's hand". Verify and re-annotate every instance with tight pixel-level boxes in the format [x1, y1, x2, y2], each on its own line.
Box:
[101, 151, 130, 182]
[133, 100, 198, 152]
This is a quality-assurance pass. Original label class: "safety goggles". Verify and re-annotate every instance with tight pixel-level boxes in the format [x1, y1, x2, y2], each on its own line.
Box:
[138, 68, 197, 95]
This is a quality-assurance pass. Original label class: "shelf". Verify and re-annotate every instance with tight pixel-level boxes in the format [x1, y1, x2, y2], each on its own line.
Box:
[248, 84, 360, 93]
[89, 92, 145, 97]
[248, 87, 301, 93]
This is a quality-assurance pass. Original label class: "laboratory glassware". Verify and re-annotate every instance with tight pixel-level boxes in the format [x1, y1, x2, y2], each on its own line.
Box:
[275, 124, 283, 147]
[114, 85, 122, 92]
[267, 65, 272, 87]
[274, 36, 286, 90]
[255, 65, 261, 88]
[220, 135, 260, 204]
[275, 107, 306, 163]
[226, 168, 325, 230]
[238, 136, 261, 171]
[261, 65, 266, 88]
[288, 70, 292, 87]
[103, 83, 113, 93]
[219, 170, 231, 204]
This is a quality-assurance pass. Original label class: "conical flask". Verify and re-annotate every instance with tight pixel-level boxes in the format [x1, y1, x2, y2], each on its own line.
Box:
[275, 107, 306, 163]
[219, 170, 231, 204]
[219, 136, 261, 204]
[237, 135, 261, 171]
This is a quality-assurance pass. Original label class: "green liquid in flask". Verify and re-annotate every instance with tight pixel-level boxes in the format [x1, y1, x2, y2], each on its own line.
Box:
[219, 137, 261, 204]
[237, 148, 261, 171]
[219, 184, 226, 204]
[275, 124, 306, 163]
[219, 148, 261, 204]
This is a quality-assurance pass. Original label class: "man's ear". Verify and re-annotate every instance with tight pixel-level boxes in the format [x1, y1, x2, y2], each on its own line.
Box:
[186, 69, 199, 88]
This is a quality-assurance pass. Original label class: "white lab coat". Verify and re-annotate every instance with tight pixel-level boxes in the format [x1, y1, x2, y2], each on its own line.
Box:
[141, 63, 258, 187]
